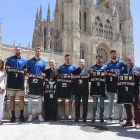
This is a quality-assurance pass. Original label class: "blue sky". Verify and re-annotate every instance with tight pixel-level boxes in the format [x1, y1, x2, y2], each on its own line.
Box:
[0, 0, 140, 65]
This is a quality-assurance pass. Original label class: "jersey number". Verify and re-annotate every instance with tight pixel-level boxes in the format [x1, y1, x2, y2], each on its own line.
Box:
[15, 73, 18, 78]
[125, 86, 128, 91]
[97, 82, 100, 86]
[110, 77, 112, 81]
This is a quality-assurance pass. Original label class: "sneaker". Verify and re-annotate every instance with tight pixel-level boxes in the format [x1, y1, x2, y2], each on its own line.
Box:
[19, 115, 25, 122]
[119, 119, 124, 125]
[38, 114, 44, 122]
[28, 114, 33, 122]
[100, 118, 104, 123]
[106, 118, 113, 123]
[91, 118, 96, 123]
[10, 116, 16, 123]
[67, 116, 73, 121]
[135, 124, 140, 129]
[61, 116, 66, 122]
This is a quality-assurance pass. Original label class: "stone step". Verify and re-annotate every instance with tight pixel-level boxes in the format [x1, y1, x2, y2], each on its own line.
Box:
[3, 99, 127, 120]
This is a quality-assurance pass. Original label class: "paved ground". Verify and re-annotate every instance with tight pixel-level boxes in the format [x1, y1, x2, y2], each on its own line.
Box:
[0, 120, 140, 140]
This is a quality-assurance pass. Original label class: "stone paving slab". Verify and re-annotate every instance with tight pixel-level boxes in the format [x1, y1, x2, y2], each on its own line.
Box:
[0, 120, 140, 140]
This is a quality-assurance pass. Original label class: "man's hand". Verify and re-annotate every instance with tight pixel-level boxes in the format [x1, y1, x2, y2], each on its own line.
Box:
[90, 69, 93, 74]
[44, 78, 48, 82]
[26, 73, 29, 78]
[0, 89, 4, 94]
[104, 70, 107, 75]
[5, 66, 10, 71]
[71, 74, 74, 79]
[42, 73, 46, 78]
[115, 70, 120, 76]
[87, 74, 90, 78]
[134, 71, 139, 76]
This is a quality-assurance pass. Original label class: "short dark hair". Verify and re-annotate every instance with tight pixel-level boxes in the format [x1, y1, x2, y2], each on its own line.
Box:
[110, 50, 117, 54]
[96, 55, 102, 59]
[65, 54, 70, 57]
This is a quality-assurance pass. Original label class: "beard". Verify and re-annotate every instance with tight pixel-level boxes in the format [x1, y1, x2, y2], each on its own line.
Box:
[16, 52, 20, 56]
[111, 56, 116, 60]
[97, 61, 101, 64]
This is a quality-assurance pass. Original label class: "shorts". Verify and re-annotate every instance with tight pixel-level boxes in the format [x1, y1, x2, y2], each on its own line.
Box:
[9, 90, 25, 97]
[61, 94, 75, 101]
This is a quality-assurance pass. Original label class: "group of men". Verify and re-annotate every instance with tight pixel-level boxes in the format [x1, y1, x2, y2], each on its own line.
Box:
[4, 46, 140, 130]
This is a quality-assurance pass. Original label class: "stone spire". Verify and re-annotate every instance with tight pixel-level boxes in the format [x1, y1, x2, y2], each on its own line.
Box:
[55, 0, 58, 12]
[47, 3, 50, 22]
[36, 8, 39, 22]
[39, 4, 42, 21]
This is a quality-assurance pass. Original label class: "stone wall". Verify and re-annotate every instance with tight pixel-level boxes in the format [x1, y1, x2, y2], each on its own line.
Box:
[3, 99, 126, 120]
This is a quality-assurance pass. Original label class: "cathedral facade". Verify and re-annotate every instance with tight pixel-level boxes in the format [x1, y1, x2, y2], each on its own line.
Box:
[0, 0, 134, 67]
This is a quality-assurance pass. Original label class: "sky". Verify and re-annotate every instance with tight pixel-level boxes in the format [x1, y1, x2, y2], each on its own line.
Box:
[0, 0, 140, 65]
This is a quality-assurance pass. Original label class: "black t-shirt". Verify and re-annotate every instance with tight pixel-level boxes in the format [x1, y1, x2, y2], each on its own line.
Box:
[44, 81, 57, 110]
[28, 74, 44, 98]
[6, 68, 25, 90]
[90, 70, 106, 97]
[117, 74, 134, 104]
[73, 75, 89, 95]
[56, 74, 72, 98]
[106, 70, 117, 93]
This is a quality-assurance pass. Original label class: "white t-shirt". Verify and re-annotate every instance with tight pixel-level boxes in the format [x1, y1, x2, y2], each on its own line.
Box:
[0, 70, 6, 90]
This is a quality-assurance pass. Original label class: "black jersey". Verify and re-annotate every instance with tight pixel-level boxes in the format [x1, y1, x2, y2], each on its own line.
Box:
[6, 68, 25, 90]
[44, 81, 57, 110]
[90, 70, 106, 97]
[73, 75, 89, 95]
[117, 74, 134, 104]
[57, 74, 72, 98]
[28, 74, 44, 98]
[106, 70, 118, 93]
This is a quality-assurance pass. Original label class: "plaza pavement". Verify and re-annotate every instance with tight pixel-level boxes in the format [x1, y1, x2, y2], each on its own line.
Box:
[0, 120, 140, 140]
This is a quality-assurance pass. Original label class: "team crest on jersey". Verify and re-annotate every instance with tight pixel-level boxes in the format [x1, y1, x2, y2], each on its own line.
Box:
[124, 76, 128, 81]
[19, 60, 22, 63]
[109, 63, 112, 66]
[39, 61, 42, 63]
[31, 60, 35, 63]
[97, 72, 100, 76]
[11, 59, 15, 61]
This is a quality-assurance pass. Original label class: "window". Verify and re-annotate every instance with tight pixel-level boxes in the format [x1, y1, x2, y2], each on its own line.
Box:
[96, 48, 108, 64]
[80, 46, 84, 59]
[84, 13, 86, 32]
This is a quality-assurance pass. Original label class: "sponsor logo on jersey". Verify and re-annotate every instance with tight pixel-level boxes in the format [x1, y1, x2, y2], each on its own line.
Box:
[33, 79, 38, 83]
[19, 60, 22, 63]
[116, 63, 119, 65]
[39, 61, 42, 63]
[31, 60, 35, 63]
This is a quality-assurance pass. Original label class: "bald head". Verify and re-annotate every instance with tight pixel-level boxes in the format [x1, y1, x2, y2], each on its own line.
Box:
[79, 59, 85, 68]
[49, 59, 55, 69]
